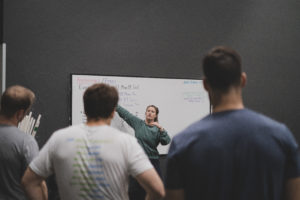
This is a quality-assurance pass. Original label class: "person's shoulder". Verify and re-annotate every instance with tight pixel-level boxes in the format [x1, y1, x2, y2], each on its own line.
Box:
[7, 126, 37, 143]
[175, 114, 212, 138]
[112, 127, 136, 141]
[244, 108, 288, 130]
[55, 123, 84, 134]
[2, 127, 39, 151]
[214, 108, 287, 131]
[243, 109, 295, 142]
[107, 126, 139, 145]
[102, 125, 133, 137]
[171, 117, 209, 152]
[47, 124, 84, 142]
[22, 132, 37, 143]
[2, 125, 27, 136]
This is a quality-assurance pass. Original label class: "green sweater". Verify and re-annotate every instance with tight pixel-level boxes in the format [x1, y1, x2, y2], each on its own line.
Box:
[116, 105, 171, 159]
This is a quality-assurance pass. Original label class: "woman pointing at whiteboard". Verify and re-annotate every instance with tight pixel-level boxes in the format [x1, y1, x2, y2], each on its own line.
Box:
[116, 104, 170, 199]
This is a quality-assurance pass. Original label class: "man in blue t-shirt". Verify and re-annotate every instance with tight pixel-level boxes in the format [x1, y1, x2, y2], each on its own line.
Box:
[165, 46, 300, 200]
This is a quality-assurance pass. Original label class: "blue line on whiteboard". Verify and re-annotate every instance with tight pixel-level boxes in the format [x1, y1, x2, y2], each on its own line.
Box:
[183, 80, 201, 84]
[119, 91, 137, 96]
[183, 91, 204, 102]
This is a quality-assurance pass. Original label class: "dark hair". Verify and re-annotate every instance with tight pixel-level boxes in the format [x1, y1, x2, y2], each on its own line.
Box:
[146, 105, 159, 122]
[83, 83, 119, 120]
[0, 85, 35, 118]
[202, 46, 242, 91]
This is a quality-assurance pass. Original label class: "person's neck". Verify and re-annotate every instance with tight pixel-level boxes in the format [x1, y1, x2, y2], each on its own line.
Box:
[86, 118, 111, 126]
[210, 88, 244, 113]
[145, 119, 154, 125]
[0, 115, 18, 126]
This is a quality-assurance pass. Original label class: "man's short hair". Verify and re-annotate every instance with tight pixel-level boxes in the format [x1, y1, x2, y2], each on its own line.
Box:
[83, 83, 119, 120]
[0, 85, 35, 118]
[202, 46, 242, 91]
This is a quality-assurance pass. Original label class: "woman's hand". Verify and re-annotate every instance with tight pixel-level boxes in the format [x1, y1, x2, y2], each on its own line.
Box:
[149, 122, 164, 132]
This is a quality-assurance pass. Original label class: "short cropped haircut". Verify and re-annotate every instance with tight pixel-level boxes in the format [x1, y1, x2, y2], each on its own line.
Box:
[0, 85, 35, 118]
[83, 83, 119, 120]
[202, 46, 242, 91]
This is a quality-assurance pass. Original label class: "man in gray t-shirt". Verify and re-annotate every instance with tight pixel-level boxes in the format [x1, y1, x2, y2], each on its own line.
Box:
[0, 85, 45, 199]
[0, 125, 39, 199]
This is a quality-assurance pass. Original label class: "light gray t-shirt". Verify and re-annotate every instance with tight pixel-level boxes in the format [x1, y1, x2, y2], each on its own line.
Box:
[30, 124, 153, 200]
[0, 124, 39, 200]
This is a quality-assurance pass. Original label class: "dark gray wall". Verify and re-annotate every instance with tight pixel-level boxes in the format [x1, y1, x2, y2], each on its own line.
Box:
[4, 0, 300, 145]
[4, 0, 300, 198]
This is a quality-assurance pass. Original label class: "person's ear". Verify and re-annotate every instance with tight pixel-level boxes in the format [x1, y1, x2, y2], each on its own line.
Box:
[203, 78, 210, 92]
[110, 108, 116, 119]
[241, 72, 247, 88]
[16, 109, 26, 122]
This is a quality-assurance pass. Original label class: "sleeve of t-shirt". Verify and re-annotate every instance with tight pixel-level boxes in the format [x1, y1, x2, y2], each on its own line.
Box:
[29, 133, 56, 178]
[165, 139, 184, 189]
[23, 136, 39, 166]
[284, 126, 300, 179]
[125, 136, 153, 177]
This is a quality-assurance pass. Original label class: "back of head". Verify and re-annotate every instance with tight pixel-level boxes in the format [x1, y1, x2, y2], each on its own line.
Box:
[83, 83, 119, 120]
[0, 85, 35, 118]
[202, 46, 242, 92]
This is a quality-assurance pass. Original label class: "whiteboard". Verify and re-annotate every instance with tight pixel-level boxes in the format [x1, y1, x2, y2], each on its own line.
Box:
[71, 74, 210, 154]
